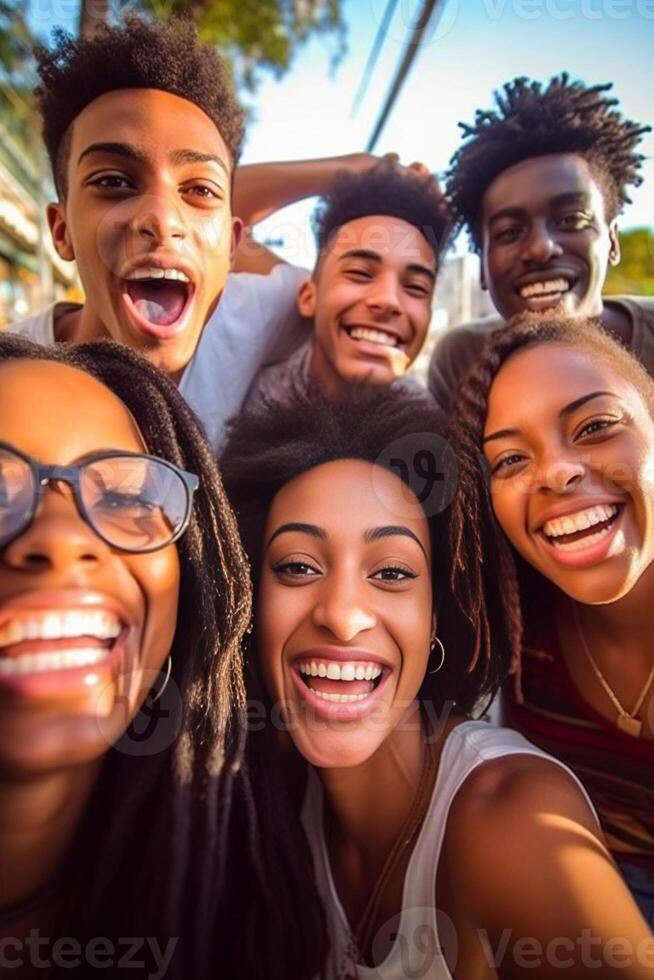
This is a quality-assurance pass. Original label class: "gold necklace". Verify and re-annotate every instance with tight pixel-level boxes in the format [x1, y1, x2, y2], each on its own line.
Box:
[571, 602, 654, 738]
[348, 729, 438, 968]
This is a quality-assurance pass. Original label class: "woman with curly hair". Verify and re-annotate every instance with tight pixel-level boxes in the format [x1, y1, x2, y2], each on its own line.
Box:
[0, 336, 324, 980]
[222, 384, 652, 979]
[449, 311, 654, 927]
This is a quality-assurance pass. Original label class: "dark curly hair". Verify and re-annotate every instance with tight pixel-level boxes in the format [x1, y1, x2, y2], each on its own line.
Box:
[222, 385, 517, 718]
[312, 162, 451, 265]
[446, 73, 650, 252]
[448, 311, 654, 693]
[0, 335, 325, 980]
[34, 14, 245, 198]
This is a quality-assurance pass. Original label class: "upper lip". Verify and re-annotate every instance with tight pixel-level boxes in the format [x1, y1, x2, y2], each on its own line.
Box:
[342, 321, 409, 347]
[533, 497, 623, 534]
[513, 269, 578, 293]
[0, 590, 132, 630]
[120, 254, 197, 286]
[291, 647, 393, 670]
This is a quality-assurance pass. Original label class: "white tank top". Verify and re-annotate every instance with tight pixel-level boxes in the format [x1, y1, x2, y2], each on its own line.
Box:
[301, 720, 598, 980]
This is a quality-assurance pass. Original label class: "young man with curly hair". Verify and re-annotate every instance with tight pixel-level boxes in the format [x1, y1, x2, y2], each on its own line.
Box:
[245, 163, 448, 403]
[428, 74, 653, 411]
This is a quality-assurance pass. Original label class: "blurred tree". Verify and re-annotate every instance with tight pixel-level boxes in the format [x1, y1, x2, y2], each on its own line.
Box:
[605, 227, 654, 296]
[79, 0, 345, 91]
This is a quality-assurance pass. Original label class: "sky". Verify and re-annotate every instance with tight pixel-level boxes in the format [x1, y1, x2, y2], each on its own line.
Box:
[239, 0, 654, 266]
[27, 0, 654, 268]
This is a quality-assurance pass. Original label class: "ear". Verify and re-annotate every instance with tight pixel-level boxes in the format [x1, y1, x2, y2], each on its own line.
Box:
[608, 222, 621, 267]
[297, 278, 317, 318]
[431, 611, 437, 641]
[229, 216, 244, 268]
[47, 201, 75, 262]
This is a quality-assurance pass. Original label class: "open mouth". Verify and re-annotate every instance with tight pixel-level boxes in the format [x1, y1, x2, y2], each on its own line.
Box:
[517, 277, 574, 308]
[297, 658, 385, 703]
[122, 267, 195, 339]
[344, 325, 403, 350]
[539, 503, 623, 554]
[0, 609, 123, 677]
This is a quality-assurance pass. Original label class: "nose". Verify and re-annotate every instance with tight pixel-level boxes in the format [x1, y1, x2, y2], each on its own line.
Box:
[521, 219, 563, 266]
[2, 486, 109, 573]
[533, 449, 586, 495]
[311, 568, 376, 642]
[130, 192, 187, 245]
[365, 271, 402, 318]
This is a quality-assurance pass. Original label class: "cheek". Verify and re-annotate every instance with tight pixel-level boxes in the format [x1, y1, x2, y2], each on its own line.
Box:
[255, 580, 296, 694]
[491, 485, 526, 551]
[133, 547, 181, 667]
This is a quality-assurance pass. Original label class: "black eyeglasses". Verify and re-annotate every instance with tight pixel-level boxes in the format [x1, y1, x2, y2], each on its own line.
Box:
[0, 442, 199, 554]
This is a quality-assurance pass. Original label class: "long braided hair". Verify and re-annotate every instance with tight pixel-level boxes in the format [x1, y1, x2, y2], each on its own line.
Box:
[0, 336, 324, 979]
[447, 311, 654, 694]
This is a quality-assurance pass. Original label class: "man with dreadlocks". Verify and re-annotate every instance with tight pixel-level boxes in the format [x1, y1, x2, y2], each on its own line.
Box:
[427, 74, 653, 411]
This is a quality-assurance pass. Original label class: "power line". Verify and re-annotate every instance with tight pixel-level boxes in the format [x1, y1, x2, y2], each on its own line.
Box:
[366, 0, 446, 152]
[350, 0, 399, 117]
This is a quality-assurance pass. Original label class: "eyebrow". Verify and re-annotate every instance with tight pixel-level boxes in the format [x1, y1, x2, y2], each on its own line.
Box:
[78, 141, 229, 174]
[338, 248, 436, 282]
[266, 521, 428, 559]
[483, 391, 620, 444]
[488, 192, 592, 227]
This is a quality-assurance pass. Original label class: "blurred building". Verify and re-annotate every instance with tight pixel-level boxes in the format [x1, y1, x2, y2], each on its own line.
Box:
[0, 117, 75, 328]
[413, 252, 495, 383]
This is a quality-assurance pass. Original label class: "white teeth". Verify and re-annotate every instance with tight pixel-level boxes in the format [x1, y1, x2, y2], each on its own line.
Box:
[299, 660, 383, 682]
[544, 504, 618, 539]
[520, 278, 571, 299]
[549, 525, 613, 552]
[0, 610, 122, 649]
[308, 689, 368, 703]
[127, 267, 190, 283]
[348, 326, 398, 347]
[0, 647, 109, 676]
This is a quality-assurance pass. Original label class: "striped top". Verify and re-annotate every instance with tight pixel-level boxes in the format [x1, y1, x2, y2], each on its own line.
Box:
[505, 608, 654, 868]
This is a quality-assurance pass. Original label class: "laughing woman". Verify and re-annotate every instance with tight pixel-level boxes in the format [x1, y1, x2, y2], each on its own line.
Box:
[222, 386, 653, 980]
[450, 313, 654, 927]
[0, 336, 323, 980]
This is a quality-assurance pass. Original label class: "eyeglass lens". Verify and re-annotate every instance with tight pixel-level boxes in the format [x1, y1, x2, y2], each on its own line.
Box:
[0, 448, 189, 552]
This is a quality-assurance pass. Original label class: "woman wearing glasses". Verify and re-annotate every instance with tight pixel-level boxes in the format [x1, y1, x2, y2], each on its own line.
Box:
[450, 313, 654, 927]
[222, 386, 652, 980]
[0, 336, 324, 980]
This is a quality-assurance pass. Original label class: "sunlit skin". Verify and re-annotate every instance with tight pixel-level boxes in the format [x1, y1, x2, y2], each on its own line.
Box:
[47, 89, 243, 378]
[484, 345, 654, 606]
[257, 459, 434, 769]
[0, 360, 180, 776]
[297, 216, 436, 395]
[481, 155, 625, 334]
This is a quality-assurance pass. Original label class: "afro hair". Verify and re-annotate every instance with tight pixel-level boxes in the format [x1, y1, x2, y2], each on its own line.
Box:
[34, 15, 245, 197]
[446, 73, 650, 252]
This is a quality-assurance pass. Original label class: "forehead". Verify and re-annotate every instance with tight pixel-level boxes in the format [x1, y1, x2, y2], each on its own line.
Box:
[482, 154, 607, 223]
[267, 458, 430, 545]
[485, 344, 641, 431]
[324, 215, 436, 268]
[69, 88, 230, 168]
[0, 360, 145, 461]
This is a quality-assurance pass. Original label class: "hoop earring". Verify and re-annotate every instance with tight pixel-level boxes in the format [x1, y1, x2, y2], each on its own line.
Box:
[428, 636, 445, 674]
[150, 656, 172, 703]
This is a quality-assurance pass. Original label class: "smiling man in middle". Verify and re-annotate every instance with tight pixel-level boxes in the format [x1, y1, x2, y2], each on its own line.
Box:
[245, 164, 449, 404]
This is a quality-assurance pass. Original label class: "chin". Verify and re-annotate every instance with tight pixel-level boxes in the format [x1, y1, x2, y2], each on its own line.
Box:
[295, 731, 382, 770]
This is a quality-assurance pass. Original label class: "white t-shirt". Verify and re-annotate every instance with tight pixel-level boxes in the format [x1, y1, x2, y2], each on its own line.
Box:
[8, 264, 311, 454]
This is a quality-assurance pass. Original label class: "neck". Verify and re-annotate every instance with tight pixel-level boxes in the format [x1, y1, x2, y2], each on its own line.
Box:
[319, 702, 428, 864]
[308, 342, 345, 399]
[0, 762, 101, 912]
[569, 561, 654, 663]
[54, 303, 108, 345]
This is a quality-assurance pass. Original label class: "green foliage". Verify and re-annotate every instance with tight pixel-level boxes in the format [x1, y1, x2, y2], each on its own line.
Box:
[605, 227, 654, 296]
[124, 0, 345, 90]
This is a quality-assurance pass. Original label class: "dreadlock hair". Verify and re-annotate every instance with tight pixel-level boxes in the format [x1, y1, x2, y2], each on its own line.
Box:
[34, 14, 245, 198]
[448, 311, 654, 695]
[222, 384, 516, 724]
[0, 336, 325, 980]
[312, 161, 451, 267]
[446, 73, 651, 252]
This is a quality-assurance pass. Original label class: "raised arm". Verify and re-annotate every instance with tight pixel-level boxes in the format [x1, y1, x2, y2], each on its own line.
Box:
[443, 755, 654, 979]
[231, 154, 434, 274]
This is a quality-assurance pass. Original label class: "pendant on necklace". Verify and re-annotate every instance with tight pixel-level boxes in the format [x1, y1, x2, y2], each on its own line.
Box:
[617, 713, 642, 738]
